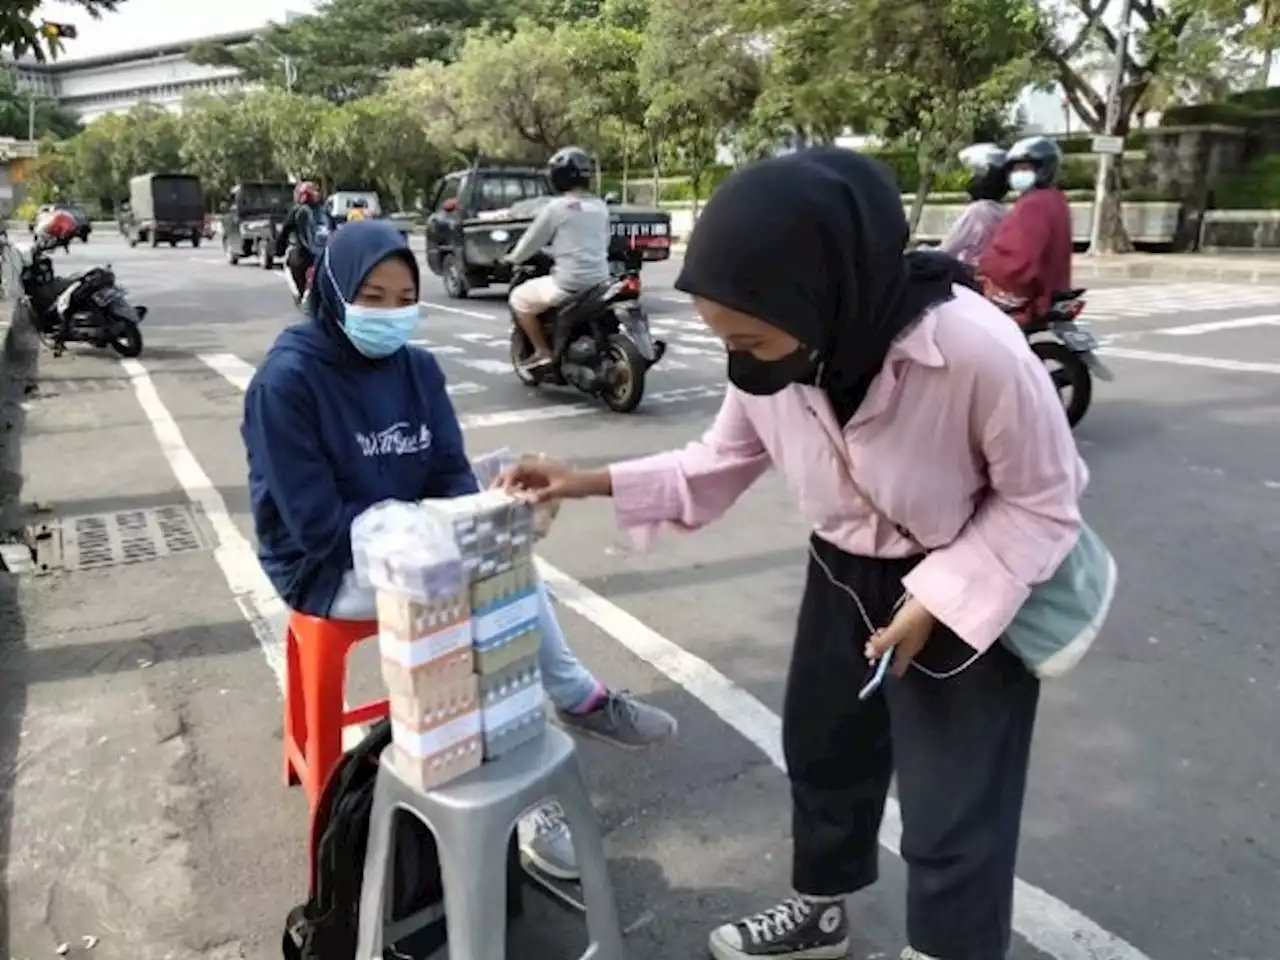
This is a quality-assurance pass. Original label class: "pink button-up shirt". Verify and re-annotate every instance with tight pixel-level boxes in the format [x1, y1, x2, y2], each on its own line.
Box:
[608, 285, 1087, 654]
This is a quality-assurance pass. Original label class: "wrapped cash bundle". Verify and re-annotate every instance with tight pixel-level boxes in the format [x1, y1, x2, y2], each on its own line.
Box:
[353, 500, 483, 790]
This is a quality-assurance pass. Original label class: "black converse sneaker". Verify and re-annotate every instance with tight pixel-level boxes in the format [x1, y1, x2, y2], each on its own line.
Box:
[708, 895, 849, 959]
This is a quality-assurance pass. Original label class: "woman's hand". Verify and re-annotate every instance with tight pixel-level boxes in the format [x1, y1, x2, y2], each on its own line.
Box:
[865, 596, 935, 677]
[495, 461, 611, 504]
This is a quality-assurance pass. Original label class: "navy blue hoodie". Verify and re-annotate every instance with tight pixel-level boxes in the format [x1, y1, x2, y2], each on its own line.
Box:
[242, 220, 478, 616]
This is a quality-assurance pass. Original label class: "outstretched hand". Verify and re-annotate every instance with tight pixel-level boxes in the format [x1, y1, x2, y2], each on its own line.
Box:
[494, 460, 609, 504]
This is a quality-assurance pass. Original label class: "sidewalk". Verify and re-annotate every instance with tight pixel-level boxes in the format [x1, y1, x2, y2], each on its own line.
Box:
[0, 355, 298, 960]
[1070, 251, 1280, 284]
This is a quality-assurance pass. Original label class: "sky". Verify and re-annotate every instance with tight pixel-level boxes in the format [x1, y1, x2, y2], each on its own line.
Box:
[34, 0, 319, 59]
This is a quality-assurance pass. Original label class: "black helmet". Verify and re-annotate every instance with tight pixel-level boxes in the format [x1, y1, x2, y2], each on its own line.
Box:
[957, 143, 1009, 201]
[547, 146, 593, 193]
[1005, 136, 1062, 187]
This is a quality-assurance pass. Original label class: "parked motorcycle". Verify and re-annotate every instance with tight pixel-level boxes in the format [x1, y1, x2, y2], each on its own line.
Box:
[1022, 288, 1112, 427]
[507, 252, 665, 413]
[16, 233, 147, 357]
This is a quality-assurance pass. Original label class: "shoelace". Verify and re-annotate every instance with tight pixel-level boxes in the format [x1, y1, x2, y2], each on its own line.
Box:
[741, 897, 812, 944]
[531, 802, 568, 836]
[599, 689, 639, 725]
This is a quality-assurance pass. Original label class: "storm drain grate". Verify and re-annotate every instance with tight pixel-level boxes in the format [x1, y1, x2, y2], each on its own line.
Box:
[47, 505, 216, 571]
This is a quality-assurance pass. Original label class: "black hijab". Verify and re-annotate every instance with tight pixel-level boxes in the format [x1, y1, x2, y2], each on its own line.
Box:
[675, 148, 969, 424]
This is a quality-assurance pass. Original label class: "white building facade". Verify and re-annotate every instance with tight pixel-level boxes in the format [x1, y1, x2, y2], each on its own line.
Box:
[4, 30, 257, 122]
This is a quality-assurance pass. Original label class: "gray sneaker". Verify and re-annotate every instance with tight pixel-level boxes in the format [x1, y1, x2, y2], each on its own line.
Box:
[555, 689, 677, 750]
[519, 802, 579, 880]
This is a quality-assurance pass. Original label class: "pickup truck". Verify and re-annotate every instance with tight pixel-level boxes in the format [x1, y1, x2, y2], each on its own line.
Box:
[423, 159, 672, 299]
[221, 181, 294, 268]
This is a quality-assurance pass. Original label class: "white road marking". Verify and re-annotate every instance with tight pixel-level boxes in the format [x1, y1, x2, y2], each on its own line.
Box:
[197, 352, 489, 397]
[424, 301, 502, 321]
[122, 359, 287, 688]
[128, 359, 373, 751]
[1101, 347, 1280, 375]
[1142, 314, 1280, 337]
[199, 352, 254, 391]
[535, 557, 1154, 960]
[457, 357, 515, 376]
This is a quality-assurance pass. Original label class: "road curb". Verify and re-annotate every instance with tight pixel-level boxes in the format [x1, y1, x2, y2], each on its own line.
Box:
[0, 297, 35, 536]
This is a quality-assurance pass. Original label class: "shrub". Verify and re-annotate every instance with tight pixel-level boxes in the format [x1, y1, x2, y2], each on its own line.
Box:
[14, 200, 39, 223]
[1160, 102, 1257, 128]
[1226, 87, 1280, 111]
[1213, 155, 1280, 209]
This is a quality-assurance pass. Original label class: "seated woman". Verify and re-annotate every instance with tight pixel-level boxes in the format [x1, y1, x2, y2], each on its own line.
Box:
[241, 219, 676, 882]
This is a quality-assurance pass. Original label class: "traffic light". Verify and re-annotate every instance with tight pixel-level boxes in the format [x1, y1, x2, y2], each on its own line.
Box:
[40, 22, 78, 40]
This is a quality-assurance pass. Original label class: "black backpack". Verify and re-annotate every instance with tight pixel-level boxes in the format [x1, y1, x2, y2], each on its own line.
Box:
[282, 719, 522, 960]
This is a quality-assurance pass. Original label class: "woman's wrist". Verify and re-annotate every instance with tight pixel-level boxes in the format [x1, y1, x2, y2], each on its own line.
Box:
[577, 468, 614, 498]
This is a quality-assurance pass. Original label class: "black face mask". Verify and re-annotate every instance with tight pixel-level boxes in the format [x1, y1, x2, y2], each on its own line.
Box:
[727, 346, 821, 396]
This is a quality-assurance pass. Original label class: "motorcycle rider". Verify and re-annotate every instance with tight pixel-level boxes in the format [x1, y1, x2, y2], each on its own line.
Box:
[941, 143, 1009, 267]
[279, 181, 333, 305]
[979, 136, 1073, 324]
[504, 146, 610, 373]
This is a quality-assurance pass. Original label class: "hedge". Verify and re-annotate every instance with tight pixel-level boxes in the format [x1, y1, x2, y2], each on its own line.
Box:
[1160, 102, 1258, 128]
[1213, 155, 1280, 210]
[1225, 87, 1280, 112]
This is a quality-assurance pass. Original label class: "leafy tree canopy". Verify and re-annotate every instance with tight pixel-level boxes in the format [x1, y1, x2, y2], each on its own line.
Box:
[0, 0, 121, 62]
[188, 0, 515, 102]
[0, 70, 80, 139]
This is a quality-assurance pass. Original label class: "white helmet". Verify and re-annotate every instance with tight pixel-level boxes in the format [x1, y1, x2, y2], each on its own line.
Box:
[957, 143, 1008, 175]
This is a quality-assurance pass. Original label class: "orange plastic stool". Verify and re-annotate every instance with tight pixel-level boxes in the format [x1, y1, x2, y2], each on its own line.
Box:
[282, 612, 390, 812]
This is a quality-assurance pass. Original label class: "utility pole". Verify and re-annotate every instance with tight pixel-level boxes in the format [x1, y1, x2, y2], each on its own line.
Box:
[1087, 0, 1132, 255]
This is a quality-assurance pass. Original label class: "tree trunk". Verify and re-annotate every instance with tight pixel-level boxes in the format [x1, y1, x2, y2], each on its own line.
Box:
[907, 160, 936, 239]
[1093, 158, 1134, 254]
[648, 130, 661, 207]
[1257, 48, 1274, 89]
[621, 131, 630, 203]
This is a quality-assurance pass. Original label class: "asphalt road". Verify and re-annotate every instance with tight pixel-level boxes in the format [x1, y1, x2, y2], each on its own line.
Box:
[2, 234, 1278, 960]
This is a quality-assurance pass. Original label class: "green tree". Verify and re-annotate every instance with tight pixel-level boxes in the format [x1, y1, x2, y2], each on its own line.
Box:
[67, 115, 127, 208]
[189, 0, 511, 102]
[0, 70, 80, 140]
[1037, 0, 1262, 251]
[176, 94, 282, 200]
[557, 19, 645, 191]
[638, 0, 761, 211]
[438, 23, 581, 155]
[22, 145, 74, 204]
[850, 0, 1039, 232]
[1, 0, 122, 61]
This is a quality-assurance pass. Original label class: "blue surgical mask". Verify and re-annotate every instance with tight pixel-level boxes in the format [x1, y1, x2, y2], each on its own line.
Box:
[342, 303, 420, 358]
[324, 255, 420, 358]
[1009, 170, 1036, 194]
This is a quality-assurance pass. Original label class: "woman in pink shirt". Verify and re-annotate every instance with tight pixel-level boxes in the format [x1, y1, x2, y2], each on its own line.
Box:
[500, 150, 1086, 960]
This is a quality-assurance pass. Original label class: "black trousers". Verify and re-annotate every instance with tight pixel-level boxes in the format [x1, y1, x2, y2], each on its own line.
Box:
[783, 535, 1040, 960]
[286, 246, 313, 300]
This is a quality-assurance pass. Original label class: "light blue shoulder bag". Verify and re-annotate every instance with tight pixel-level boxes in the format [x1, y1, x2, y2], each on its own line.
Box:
[818, 413, 1117, 679]
[835, 451, 1116, 678]
[1001, 522, 1117, 678]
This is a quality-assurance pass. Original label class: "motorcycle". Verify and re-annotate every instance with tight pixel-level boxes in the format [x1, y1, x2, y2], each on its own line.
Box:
[507, 251, 665, 413]
[15, 232, 147, 358]
[1022, 288, 1113, 427]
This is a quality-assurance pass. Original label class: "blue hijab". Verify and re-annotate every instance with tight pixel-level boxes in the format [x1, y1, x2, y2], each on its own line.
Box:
[310, 219, 420, 364]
